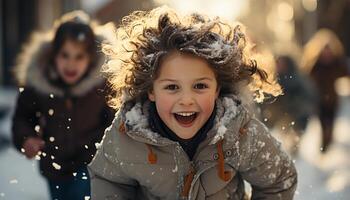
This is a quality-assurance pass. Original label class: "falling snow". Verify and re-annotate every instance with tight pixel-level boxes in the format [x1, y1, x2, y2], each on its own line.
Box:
[48, 109, 54, 116]
[34, 125, 40, 133]
[52, 162, 61, 170]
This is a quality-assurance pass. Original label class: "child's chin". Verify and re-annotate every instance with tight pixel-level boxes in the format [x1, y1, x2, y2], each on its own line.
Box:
[174, 128, 198, 139]
[63, 76, 79, 85]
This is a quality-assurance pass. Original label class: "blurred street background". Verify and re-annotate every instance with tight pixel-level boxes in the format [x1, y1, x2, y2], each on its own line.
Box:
[1, 0, 350, 199]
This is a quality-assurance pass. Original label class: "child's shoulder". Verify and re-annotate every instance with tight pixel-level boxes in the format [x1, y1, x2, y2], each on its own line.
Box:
[216, 95, 275, 147]
[100, 112, 151, 161]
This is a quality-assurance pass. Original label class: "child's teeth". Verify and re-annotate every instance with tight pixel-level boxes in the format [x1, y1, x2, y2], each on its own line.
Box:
[177, 112, 195, 116]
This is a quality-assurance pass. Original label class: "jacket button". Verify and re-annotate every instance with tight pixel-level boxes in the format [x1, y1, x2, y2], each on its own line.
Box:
[213, 153, 219, 160]
[225, 150, 232, 158]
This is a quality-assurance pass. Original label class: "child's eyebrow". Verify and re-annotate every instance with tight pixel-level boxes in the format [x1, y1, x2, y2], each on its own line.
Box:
[195, 77, 214, 81]
[159, 79, 178, 82]
[159, 77, 214, 82]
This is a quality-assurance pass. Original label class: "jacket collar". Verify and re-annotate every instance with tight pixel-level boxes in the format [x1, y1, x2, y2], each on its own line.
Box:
[120, 95, 244, 146]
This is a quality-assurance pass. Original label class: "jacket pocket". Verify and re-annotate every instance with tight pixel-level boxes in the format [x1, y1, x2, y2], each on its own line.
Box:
[200, 165, 237, 196]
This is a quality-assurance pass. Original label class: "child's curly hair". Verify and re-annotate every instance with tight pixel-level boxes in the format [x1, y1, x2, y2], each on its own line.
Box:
[103, 6, 281, 109]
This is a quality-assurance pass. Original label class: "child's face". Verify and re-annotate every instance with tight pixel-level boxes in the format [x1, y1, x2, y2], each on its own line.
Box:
[55, 40, 90, 85]
[148, 53, 219, 139]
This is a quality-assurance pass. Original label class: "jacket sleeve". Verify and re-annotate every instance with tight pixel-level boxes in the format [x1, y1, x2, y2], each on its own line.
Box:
[74, 102, 115, 163]
[238, 118, 297, 200]
[12, 88, 41, 151]
[88, 117, 139, 200]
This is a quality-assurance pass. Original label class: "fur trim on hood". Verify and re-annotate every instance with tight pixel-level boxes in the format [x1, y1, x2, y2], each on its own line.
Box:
[118, 95, 251, 146]
[14, 11, 116, 97]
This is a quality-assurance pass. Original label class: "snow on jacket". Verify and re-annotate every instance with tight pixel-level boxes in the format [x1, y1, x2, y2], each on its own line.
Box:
[88, 96, 297, 200]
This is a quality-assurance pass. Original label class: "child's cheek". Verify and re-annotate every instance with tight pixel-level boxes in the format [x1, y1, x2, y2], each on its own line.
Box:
[155, 94, 175, 114]
[198, 94, 216, 113]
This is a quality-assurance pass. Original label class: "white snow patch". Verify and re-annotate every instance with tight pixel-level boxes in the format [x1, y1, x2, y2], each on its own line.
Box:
[274, 155, 281, 166]
[257, 141, 266, 148]
[283, 178, 294, 189]
[268, 173, 276, 179]
[9, 179, 18, 184]
[172, 165, 178, 173]
[262, 152, 271, 160]
[124, 103, 159, 142]
[95, 142, 102, 149]
[211, 97, 239, 144]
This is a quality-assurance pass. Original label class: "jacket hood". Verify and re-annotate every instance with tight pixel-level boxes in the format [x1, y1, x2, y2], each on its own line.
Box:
[118, 95, 250, 146]
[14, 11, 116, 97]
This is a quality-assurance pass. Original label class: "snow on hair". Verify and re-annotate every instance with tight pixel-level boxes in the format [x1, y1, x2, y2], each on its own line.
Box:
[102, 6, 281, 109]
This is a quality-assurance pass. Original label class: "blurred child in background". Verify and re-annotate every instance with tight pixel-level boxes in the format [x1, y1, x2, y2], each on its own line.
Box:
[12, 11, 114, 200]
[260, 55, 316, 155]
[301, 29, 349, 152]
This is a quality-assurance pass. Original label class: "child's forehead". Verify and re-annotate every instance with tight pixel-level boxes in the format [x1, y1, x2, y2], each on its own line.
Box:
[60, 39, 87, 51]
[155, 52, 216, 80]
[161, 51, 210, 67]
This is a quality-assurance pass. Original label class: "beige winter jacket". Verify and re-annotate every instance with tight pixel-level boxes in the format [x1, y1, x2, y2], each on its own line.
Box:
[88, 96, 297, 200]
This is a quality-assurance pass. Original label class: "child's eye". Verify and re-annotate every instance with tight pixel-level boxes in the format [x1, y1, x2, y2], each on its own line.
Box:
[194, 83, 208, 89]
[75, 54, 86, 61]
[60, 52, 69, 59]
[164, 84, 179, 90]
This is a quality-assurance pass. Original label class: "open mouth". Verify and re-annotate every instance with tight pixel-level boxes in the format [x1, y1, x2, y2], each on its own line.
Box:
[64, 70, 78, 78]
[174, 112, 197, 126]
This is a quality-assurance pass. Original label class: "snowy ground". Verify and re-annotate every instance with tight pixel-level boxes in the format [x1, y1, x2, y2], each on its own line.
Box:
[0, 86, 350, 200]
[294, 95, 350, 200]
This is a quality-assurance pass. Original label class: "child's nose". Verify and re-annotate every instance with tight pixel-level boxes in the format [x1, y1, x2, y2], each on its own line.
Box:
[67, 58, 77, 68]
[178, 92, 195, 106]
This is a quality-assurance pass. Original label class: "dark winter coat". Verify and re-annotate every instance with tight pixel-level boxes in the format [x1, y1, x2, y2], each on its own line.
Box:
[88, 96, 297, 200]
[310, 60, 348, 110]
[12, 24, 114, 180]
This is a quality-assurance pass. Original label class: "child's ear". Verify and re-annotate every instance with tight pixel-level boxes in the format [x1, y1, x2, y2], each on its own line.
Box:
[148, 90, 155, 102]
[215, 86, 221, 99]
